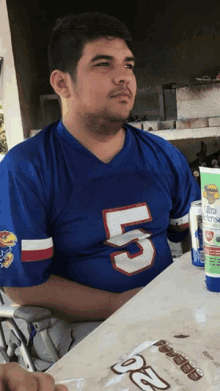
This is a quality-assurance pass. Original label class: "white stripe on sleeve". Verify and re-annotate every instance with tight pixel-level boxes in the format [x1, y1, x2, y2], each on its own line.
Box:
[21, 237, 53, 251]
[170, 214, 189, 226]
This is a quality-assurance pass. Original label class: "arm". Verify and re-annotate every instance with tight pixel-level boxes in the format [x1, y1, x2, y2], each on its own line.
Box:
[168, 224, 191, 255]
[0, 362, 67, 391]
[180, 230, 190, 254]
[4, 275, 142, 322]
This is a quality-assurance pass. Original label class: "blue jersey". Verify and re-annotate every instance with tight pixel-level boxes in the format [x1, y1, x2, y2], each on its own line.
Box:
[0, 121, 200, 292]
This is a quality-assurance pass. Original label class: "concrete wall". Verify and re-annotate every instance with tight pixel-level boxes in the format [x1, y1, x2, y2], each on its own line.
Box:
[132, 87, 161, 120]
[132, 85, 177, 120]
[177, 84, 220, 120]
[0, 0, 24, 150]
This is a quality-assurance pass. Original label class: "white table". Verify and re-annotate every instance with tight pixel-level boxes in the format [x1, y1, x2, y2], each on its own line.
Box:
[47, 251, 220, 384]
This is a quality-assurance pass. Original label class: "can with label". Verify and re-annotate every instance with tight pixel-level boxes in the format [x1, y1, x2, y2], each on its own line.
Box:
[189, 200, 205, 267]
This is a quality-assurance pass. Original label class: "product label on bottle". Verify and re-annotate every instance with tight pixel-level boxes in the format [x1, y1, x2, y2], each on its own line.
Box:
[200, 168, 220, 277]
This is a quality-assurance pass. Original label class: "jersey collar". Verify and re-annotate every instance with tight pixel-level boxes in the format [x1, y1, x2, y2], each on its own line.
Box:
[56, 120, 133, 170]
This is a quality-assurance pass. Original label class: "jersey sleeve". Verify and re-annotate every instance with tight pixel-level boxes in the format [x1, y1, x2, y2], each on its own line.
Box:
[167, 147, 201, 243]
[0, 149, 54, 287]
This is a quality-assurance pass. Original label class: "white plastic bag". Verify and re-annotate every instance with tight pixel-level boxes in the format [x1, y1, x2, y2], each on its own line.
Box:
[59, 337, 220, 390]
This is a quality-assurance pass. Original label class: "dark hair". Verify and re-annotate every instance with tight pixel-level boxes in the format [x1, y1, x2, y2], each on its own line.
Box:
[48, 12, 133, 83]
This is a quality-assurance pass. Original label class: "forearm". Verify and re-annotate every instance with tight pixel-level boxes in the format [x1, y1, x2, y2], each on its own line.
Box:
[169, 224, 191, 255]
[181, 231, 191, 254]
[4, 275, 116, 322]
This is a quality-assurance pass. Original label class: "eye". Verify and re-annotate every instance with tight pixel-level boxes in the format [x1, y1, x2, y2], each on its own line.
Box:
[94, 63, 135, 70]
[126, 64, 135, 70]
[96, 62, 110, 67]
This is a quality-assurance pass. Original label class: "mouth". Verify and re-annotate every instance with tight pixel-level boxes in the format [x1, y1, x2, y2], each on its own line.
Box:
[112, 94, 131, 101]
[114, 94, 130, 98]
[111, 90, 131, 99]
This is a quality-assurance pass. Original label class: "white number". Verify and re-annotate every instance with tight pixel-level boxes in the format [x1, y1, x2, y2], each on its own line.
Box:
[103, 203, 156, 275]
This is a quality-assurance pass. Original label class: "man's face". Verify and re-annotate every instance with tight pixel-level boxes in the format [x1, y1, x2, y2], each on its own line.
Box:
[69, 37, 137, 123]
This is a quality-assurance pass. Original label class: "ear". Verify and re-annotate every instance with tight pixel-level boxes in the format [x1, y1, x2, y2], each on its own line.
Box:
[50, 70, 72, 99]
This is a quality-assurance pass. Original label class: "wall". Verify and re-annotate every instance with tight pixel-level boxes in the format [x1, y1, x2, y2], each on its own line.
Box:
[6, 0, 41, 137]
[132, 85, 177, 120]
[133, 3, 220, 86]
[132, 87, 161, 120]
[177, 84, 220, 120]
[0, 0, 24, 150]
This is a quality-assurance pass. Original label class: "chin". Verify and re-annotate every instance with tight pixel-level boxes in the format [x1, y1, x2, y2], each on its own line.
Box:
[92, 107, 132, 124]
[108, 118, 128, 126]
[108, 111, 131, 123]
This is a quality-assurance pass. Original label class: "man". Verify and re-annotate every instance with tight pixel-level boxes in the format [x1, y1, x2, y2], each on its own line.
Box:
[0, 12, 200, 367]
[0, 362, 67, 391]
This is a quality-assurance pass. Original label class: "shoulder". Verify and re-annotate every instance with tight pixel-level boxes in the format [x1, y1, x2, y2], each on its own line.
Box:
[1, 121, 60, 172]
[126, 123, 189, 168]
[126, 123, 178, 151]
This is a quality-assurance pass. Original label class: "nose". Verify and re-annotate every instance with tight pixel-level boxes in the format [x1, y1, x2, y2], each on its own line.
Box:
[113, 66, 134, 85]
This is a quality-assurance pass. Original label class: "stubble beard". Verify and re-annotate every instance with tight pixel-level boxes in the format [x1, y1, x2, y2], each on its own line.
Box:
[72, 79, 135, 137]
[78, 107, 132, 137]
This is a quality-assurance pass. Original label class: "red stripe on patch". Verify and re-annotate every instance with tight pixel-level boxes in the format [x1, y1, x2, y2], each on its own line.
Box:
[22, 247, 53, 262]
[181, 223, 189, 228]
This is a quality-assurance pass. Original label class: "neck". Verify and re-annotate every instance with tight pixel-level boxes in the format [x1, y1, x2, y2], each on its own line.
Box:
[62, 114, 127, 163]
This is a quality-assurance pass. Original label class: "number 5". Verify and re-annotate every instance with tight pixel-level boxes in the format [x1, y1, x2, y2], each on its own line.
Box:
[103, 203, 156, 275]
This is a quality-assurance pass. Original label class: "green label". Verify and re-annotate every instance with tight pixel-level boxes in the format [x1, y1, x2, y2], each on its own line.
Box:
[200, 171, 220, 188]
[205, 254, 220, 274]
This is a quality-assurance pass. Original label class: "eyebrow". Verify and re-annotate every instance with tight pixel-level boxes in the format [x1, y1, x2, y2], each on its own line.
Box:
[90, 54, 136, 64]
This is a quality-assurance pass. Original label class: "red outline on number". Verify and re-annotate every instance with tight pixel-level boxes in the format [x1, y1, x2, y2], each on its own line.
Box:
[102, 203, 152, 239]
[110, 237, 156, 276]
[102, 203, 156, 276]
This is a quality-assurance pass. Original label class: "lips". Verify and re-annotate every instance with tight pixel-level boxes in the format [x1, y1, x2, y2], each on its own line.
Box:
[114, 94, 130, 98]
[112, 91, 131, 98]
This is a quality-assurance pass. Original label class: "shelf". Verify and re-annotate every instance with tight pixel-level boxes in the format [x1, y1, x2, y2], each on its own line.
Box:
[165, 80, 220, 89]
[146, 126, 220, 141]
[28, 126, 220, 142]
